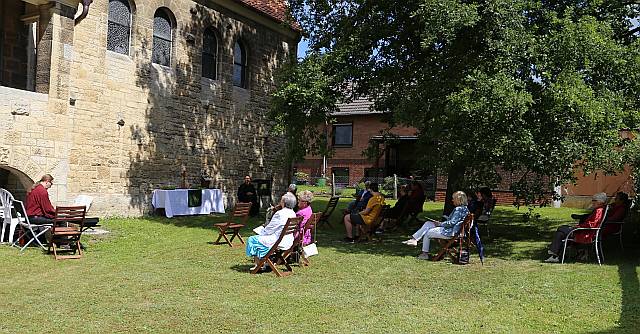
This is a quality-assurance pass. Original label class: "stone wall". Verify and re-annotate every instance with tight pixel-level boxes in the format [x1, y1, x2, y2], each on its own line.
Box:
[0, 0, 298, 216]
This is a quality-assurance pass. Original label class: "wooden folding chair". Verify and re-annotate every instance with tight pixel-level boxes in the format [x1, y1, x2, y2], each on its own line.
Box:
[431, 213, 474, 263]
[358, 205, 389, 242]
[214, 202, 251, 247]
[48, 206, 86, 260]
[317, 196, 339, 229]
[284, 212, 322, 267]
[251, 216, 304, 277]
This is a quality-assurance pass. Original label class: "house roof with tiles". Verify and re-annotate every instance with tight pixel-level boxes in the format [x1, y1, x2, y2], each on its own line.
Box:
[335, 97, 385, 115]
[235, 0, 300, 30]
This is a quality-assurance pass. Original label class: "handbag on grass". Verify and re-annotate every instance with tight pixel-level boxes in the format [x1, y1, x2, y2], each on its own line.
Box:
[302, 243, 318, 257]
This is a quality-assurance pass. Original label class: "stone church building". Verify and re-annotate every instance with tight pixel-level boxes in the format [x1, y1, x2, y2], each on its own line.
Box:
[0, 0, 300, 215]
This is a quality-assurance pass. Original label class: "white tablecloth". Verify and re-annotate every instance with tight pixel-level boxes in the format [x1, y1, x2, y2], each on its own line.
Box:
[152, 189, 225, 218]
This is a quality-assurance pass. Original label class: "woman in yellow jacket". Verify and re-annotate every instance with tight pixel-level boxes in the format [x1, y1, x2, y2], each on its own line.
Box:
[343, 182, 385, 243]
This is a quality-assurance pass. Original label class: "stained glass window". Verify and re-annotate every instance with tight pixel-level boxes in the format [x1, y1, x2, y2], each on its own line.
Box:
[107, 0, 131, 55]
[233, 41, 246, 88]
[202, 28, 217, 79]
[152, 9, 173, 66]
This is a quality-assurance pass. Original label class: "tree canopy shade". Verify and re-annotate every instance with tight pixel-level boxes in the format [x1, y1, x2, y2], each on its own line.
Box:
[271, 0, 640, 209]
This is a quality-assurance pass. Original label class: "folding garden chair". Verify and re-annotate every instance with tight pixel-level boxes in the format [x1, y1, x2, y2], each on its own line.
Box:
[11, 199, 51, 251]
[432, 213, 475, 263]
[250, 216, 303, 277]
[358, 205, 389, 242]
[0, 188, 20, 244]
[48, 206, 86, 260]
[317, 196, 339, 229]
[561, 206, 609, 265]
[214, 202, 251, 247]
[284, 212, 322, 267]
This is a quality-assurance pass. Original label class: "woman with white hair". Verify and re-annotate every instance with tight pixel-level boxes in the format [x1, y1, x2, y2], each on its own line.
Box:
[544, 192, 608, 263]
[402, 191, 469, 260]
[246, 192, 297, 270]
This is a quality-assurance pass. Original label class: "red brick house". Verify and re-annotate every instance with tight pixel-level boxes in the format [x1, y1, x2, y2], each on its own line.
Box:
[294, 99, 634, 208]
[293, 97, 418, 185]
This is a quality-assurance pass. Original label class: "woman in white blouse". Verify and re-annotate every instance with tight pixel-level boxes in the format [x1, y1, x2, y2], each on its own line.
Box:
[246, 192, 297, 270]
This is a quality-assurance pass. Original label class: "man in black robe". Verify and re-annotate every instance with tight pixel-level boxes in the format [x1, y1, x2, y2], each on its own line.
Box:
[237, 175, 259, 216]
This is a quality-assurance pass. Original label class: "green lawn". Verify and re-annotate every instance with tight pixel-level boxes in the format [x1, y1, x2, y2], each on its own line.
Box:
[1, 199, 639, 333]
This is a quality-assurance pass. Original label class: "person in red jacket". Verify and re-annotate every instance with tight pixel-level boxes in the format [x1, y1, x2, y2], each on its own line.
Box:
[601, 192, 630, 236]
[26, 174, 56, 225]
[544, 192, 608, 263]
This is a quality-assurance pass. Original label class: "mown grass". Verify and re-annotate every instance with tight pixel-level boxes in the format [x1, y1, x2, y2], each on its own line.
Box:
[0, 199, 638, 333]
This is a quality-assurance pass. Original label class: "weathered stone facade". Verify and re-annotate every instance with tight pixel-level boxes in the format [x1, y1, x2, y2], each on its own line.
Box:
[0, 0, 299, 216]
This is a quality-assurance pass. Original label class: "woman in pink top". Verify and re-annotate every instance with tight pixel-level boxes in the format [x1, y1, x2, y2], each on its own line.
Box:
[296, 190, 314, 245]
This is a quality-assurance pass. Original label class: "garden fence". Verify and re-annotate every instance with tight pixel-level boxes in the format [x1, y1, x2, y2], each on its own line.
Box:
[294, 173, 436, 200]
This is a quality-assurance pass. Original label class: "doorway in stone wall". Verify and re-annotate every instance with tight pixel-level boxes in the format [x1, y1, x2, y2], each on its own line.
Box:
[0, 166, 33, 201]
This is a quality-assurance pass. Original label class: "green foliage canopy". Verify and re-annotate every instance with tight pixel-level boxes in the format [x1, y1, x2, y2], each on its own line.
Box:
[272, 0, 640, 205]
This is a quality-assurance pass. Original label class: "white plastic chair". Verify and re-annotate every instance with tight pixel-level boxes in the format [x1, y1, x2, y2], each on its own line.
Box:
[0, 188, 21, 244]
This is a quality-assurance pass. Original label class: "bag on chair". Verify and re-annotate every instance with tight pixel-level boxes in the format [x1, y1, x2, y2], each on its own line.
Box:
[457, 248, 470, 265]
[302, 243, 318, 257]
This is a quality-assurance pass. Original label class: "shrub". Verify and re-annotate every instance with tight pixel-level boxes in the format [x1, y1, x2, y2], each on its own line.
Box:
[294, 171, 309, 181]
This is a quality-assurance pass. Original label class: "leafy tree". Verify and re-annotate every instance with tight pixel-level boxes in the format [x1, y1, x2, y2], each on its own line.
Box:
[273, 0, 640, 212]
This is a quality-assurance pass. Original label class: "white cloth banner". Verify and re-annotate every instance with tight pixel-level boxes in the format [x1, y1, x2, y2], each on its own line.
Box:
[152, 189, 225, 218]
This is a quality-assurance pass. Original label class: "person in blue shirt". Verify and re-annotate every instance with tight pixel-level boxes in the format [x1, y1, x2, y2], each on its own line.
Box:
[402, 191, 470, 260]
[344, 181, 372, 214]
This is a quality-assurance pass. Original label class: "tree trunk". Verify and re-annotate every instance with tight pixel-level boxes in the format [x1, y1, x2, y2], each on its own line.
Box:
[443, 161, 467, 216]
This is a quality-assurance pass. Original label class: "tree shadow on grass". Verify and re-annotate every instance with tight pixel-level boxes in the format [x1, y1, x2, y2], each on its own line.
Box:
[317, 204, 566, 261]
[139, 211, 268, 233]
[584, 250, 640, 334]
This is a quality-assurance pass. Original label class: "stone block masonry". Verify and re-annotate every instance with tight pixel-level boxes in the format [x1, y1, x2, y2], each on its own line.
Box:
[0, 0, 299, 216]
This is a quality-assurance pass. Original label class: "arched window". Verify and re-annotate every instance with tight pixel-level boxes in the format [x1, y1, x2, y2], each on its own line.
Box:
[107, 0, 132, 55]
[202, 28, 218, 80]
[152, 8, 173, 66]
[233, 41, 247, 88]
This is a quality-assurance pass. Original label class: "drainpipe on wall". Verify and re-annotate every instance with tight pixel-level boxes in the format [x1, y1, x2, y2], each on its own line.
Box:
[74, 0, 93, 25]
[322, 155, 326, 178]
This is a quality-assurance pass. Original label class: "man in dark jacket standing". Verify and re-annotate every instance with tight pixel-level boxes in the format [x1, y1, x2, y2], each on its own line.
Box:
[237, 175, 259, 216]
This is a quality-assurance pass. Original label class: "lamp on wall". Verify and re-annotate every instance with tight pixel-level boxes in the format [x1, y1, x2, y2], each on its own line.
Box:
[117, 119, 125, 127]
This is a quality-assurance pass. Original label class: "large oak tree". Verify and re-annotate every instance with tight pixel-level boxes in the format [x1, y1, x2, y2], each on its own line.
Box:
[272, 0, 640, 211]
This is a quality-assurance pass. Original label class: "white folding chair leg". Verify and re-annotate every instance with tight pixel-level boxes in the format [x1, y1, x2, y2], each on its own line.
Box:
[561, 237, 569, 264]
[12, 226, 49, 251]
[19, 229, 48, 251]
[8, 218, 19, 244]
[0, 221, 5, 243]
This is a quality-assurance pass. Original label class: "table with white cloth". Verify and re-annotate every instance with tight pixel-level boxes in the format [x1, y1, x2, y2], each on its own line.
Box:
[152, 189, 225, 218]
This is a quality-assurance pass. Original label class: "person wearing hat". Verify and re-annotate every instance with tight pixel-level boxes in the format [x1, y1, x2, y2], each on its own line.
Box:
[544, 192, 608, 263]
